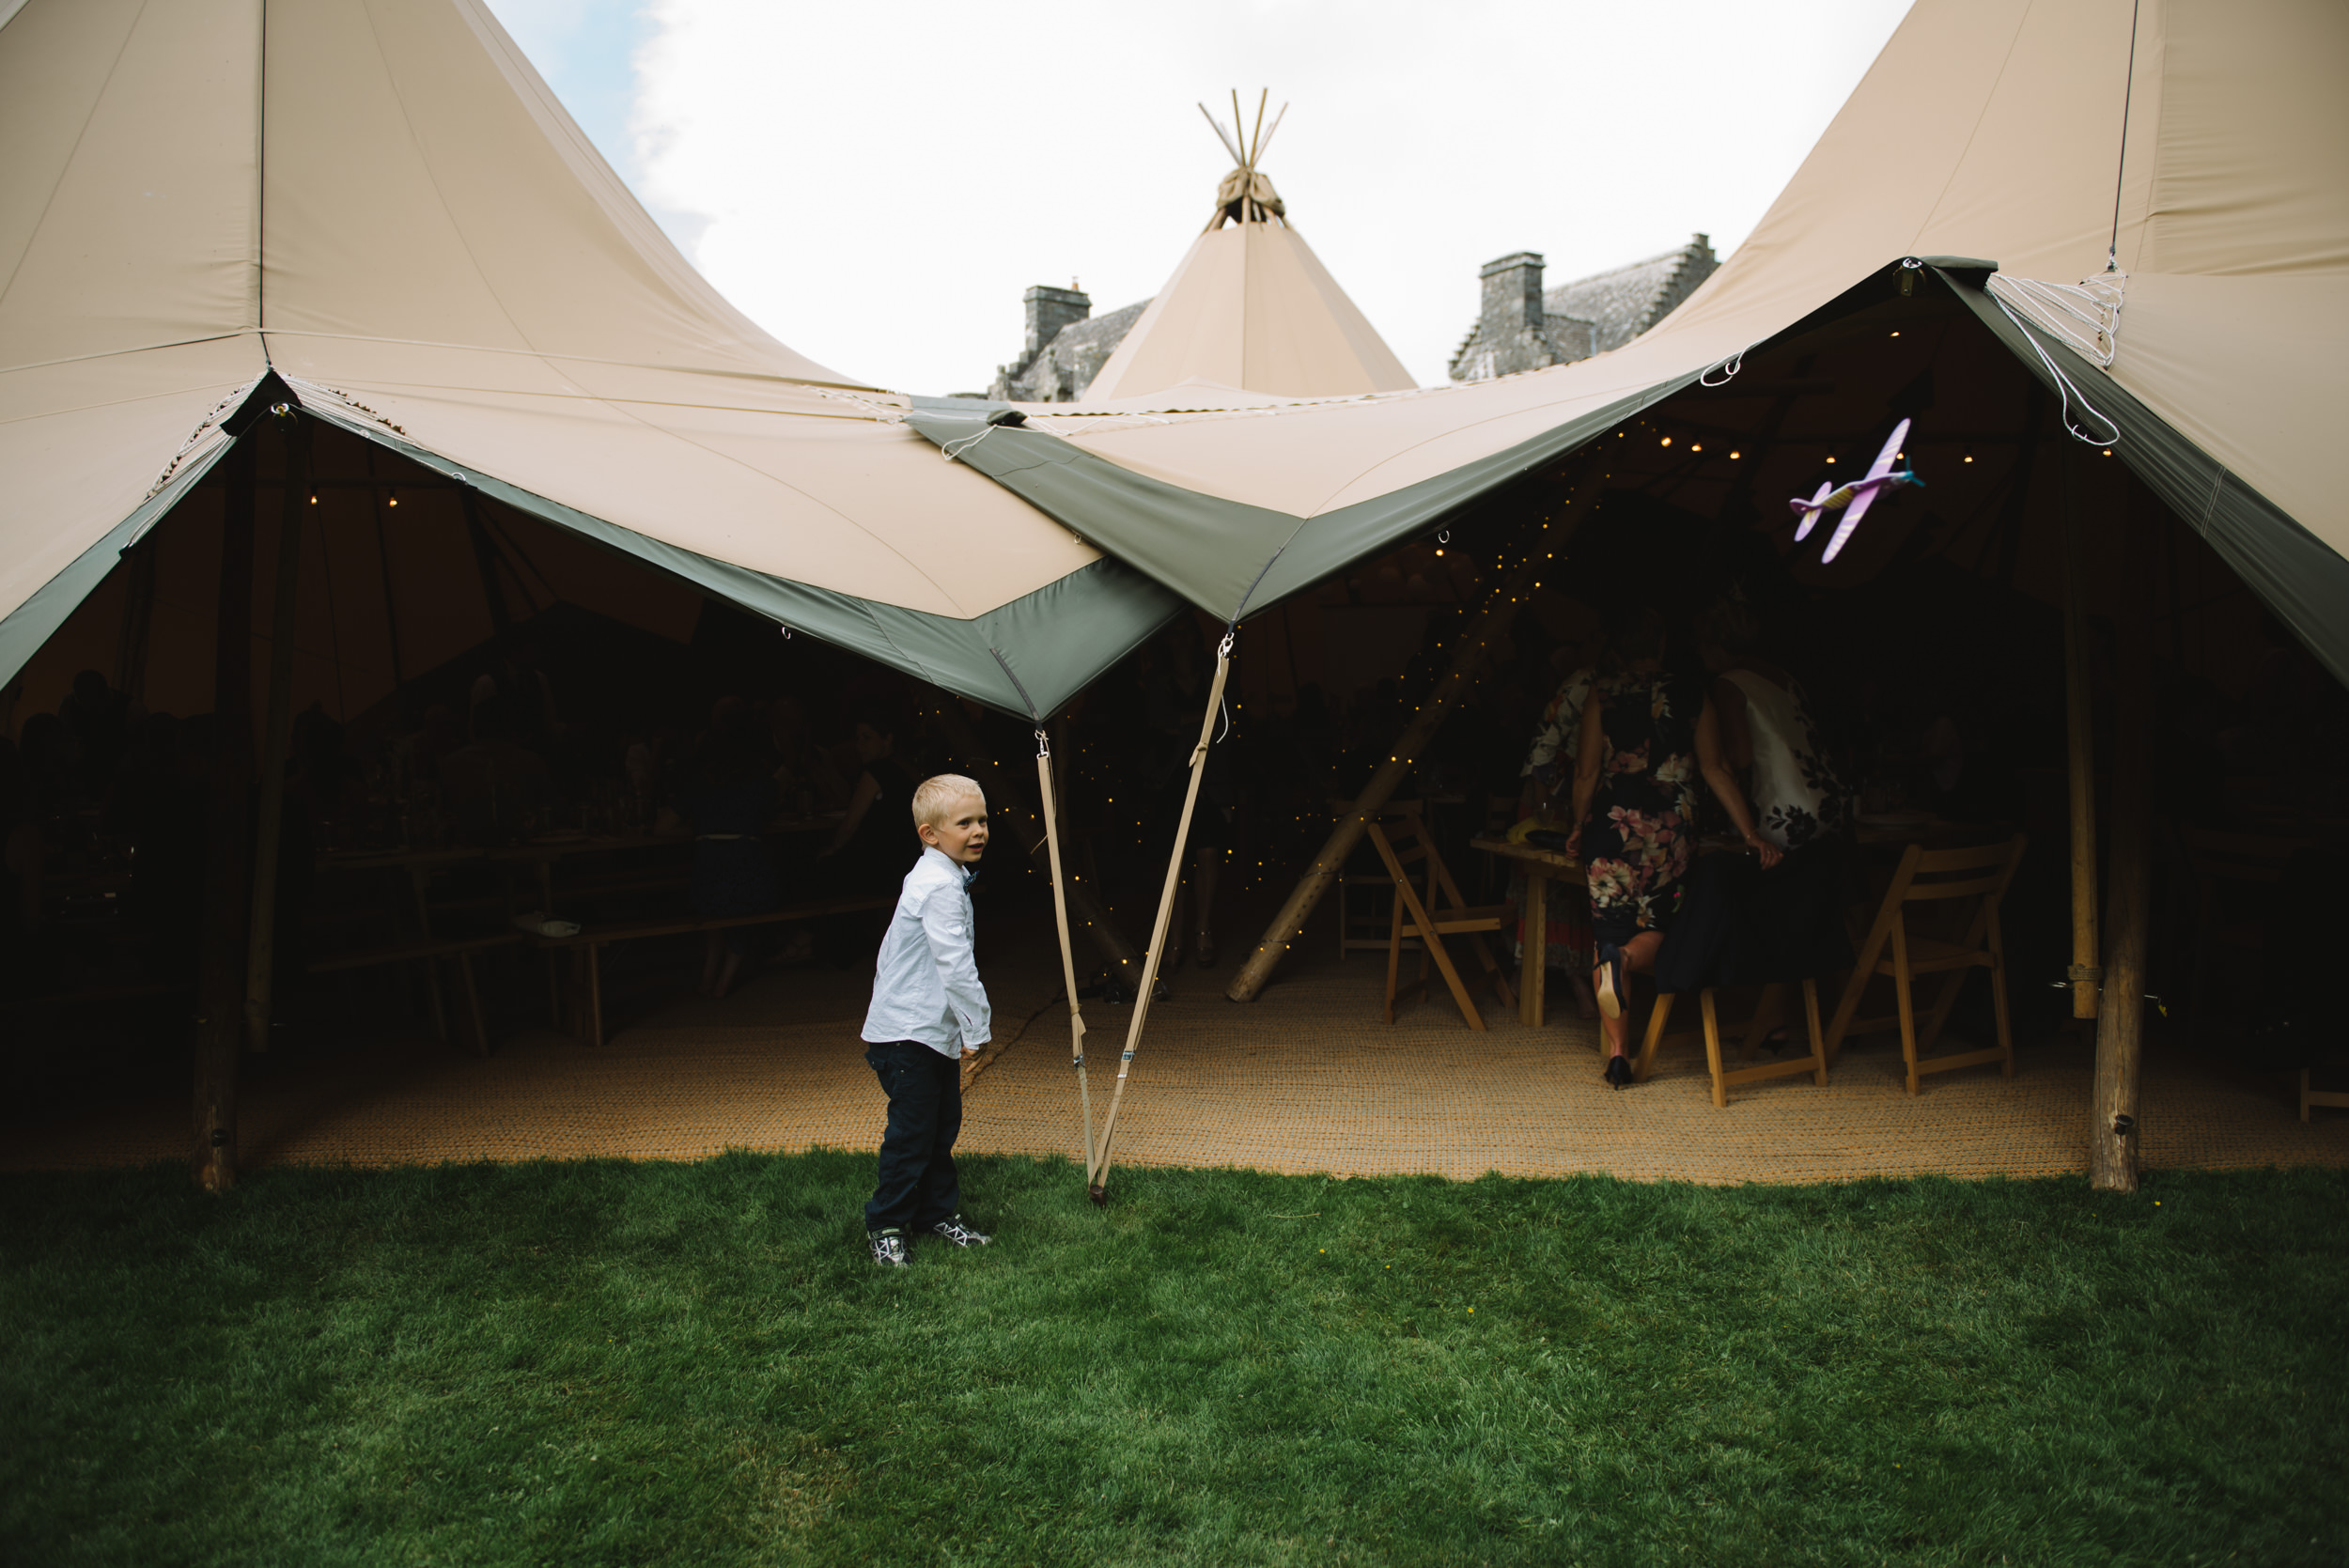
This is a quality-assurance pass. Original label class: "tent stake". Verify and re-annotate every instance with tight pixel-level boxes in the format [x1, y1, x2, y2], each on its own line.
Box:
[244, 411, 310, 1054]
[1091, 639, 1232, 1203]
[193, 431, 258, 1189]
[2060, 446, 2102, 1020]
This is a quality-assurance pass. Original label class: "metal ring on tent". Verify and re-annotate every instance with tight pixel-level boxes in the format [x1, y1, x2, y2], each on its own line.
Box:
[1699, 347, 1750, 387]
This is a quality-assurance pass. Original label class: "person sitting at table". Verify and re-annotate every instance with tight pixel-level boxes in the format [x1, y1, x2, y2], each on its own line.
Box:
[679, 718, 778, 999]
[1695, 597, 1847, 850]
[436, 696, 551, 846]
[1564, 607, 1781, 1087]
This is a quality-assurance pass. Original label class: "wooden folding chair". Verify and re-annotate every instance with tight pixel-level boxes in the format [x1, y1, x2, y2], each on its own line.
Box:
[1634, 980, 1829, 1107]
[1333, 798, 1422, 961]
[1823, 834, 2028, 1094]
[1363, 811, 1517, 1030]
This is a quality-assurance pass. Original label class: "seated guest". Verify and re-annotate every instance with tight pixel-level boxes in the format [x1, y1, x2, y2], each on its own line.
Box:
[436, 696, 551, 845]
[818, 710, 917, 888]
[814, 710, 917, 965]
[1696, 598, 1847, 849]
[679, 718, 778, 1000]
[1564, 607, 1780, 1087]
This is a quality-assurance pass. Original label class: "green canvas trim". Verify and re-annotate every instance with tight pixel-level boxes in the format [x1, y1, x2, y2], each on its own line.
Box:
[914, 375, 1720, 622]
[1939, 263, 2349, 690]
[287, 402, 1186, 718]
[0, 438, 239, 695]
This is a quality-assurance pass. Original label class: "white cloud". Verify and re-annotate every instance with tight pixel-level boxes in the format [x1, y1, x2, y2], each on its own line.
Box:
[624, 0, 1914, 394]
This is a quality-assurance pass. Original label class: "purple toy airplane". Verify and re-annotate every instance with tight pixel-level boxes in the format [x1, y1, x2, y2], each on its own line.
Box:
[1790, 417, 1923, 563]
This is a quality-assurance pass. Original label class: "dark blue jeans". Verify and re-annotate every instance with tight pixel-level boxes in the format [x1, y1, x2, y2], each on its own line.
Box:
[864, 1040, 963, 1234]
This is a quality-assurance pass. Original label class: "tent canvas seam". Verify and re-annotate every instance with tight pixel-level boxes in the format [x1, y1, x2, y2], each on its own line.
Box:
[0, 0, 149, 318]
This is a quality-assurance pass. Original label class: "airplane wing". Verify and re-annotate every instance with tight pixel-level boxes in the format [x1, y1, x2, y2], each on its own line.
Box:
[1864, 418, 1910, 481]
[1821, 419, 1911, 562]
[1792, 481, 1833, 541]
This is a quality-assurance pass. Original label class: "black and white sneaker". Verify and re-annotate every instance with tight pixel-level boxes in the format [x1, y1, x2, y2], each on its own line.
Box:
[928, 1217, 992, 1249]
[869, 1229, 910, 1268]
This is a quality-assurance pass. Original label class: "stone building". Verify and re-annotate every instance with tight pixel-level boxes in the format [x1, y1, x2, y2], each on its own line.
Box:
[1445, 235, 1719, 382]
[985, 286, 1152, 403]
[983, 232, 1719, 401]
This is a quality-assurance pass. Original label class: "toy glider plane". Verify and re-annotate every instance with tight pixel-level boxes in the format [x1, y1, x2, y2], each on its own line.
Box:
[1790, 417, 1923, 562]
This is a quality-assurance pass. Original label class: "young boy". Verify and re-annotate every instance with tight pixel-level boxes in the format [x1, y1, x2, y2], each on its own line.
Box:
[860, 774, 995, 1267]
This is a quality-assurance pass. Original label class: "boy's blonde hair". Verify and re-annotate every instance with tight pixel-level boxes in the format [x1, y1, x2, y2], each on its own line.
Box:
[911, 773, 984, 831]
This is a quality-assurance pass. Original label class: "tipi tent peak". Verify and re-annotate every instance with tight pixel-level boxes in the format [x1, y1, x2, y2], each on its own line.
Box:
[1077, 94, 1417, 404]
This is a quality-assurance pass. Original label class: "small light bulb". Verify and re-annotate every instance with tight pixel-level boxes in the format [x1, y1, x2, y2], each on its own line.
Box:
[1890, 331, 1901, 338]
[1660, 436, 1672, 447]
[1729, 450, 1741, 459]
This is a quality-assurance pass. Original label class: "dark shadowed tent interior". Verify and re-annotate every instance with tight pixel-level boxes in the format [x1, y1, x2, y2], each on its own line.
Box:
[4, 0, 2344, 1187]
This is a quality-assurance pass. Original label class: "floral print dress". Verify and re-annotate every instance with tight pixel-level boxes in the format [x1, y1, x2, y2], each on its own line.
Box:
[1581, 669, 1706, 947]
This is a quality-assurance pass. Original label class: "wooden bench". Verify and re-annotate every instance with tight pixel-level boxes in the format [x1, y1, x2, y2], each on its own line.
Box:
[310, 930, 525, 1055]
[531, 896, 893, 1047]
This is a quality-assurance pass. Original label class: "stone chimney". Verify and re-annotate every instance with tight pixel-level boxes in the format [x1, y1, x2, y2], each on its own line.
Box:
[1478, 252, 1546, 340]
[1023, 285, 1091, 362]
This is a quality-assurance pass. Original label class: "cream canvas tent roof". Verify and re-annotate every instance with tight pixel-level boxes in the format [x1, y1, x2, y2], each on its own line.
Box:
[1080, 99, 1414, 405]
[0, 0, 1181, 720]
[910, 0, 2349, 678]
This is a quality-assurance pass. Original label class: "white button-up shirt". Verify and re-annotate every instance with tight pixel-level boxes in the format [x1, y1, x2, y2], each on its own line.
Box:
[861, 846, 990, 1058]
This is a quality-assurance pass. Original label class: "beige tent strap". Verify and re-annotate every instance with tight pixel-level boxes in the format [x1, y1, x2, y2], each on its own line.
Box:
[1034, 729, 1097, 1183]
[1090, 639, 1232, 1203]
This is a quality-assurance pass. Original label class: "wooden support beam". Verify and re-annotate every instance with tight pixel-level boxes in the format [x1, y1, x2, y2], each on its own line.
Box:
[2091, 481, 2155, 1191]
[114, 540, 159, 706]
[927, 698, 1148, 987]
[194, 429, 259, 1189]
[244, 413, 310, 1054]
[1226, 556, 1538, 1003]
[2060, 446, 2101, 1020]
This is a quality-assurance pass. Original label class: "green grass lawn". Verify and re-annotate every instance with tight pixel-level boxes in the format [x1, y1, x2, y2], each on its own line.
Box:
[4, 1155, 2345, 1567]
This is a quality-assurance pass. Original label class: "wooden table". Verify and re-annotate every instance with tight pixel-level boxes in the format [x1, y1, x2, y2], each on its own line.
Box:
[1468, 835, 1587, 1027]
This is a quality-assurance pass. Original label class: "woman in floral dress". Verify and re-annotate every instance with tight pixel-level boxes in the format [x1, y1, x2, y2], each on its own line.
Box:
[1564, 610, 1780, 1086]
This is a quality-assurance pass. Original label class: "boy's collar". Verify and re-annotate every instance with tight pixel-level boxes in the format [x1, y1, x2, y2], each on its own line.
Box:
[921, 844, 978, 883]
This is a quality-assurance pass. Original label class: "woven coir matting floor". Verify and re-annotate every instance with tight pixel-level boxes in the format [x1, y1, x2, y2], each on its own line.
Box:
[8, 943, 2346, 1182]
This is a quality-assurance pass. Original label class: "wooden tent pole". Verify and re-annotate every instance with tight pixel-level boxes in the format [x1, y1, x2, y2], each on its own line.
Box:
[1225, 558, 1536, 1004]
[1034, 732, 1097, 1181]
[929, 699, 1148, 986]
[2060, 446, 2101, 1020]
[1091, 645, 1232, 1202]
[244, 411, 310, 1054]
[2091, 479, 2154, 1191]
[194, 429, 260, 1189]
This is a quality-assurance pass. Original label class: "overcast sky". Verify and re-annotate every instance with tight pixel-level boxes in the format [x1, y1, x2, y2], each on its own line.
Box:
[486, 0, 1915, 395]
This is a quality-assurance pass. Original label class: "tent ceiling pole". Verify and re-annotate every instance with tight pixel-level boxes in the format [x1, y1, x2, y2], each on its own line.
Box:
[194, 431, 259, 1190]
[2060, 445, 2101, 1021]
[2091, 476, 2153, 1192]
[364, 446, 408, 709]
[1224, 465, 1593, 1005]
[244, 411, 310, 1055]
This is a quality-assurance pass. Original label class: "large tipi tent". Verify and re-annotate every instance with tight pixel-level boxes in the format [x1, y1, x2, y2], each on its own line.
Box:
[1080, 96, 1415, 406]
[0, 0, 1183, 722]
[911, 0, 2349, 678]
